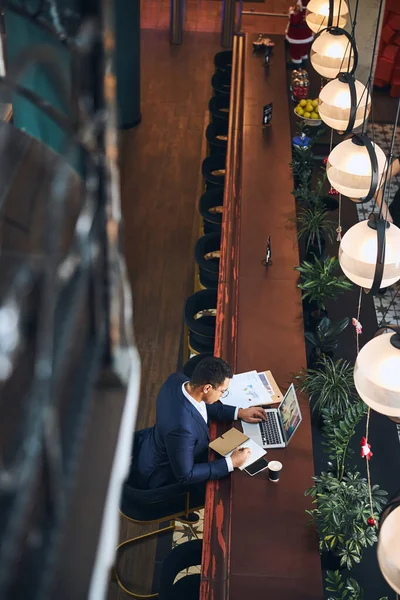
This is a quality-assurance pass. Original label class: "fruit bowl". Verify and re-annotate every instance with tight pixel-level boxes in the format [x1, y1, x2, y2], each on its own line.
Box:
[293, 107, 322, 127]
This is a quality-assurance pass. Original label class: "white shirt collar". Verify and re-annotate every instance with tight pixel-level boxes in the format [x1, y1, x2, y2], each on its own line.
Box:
[182, 382, 208, 423]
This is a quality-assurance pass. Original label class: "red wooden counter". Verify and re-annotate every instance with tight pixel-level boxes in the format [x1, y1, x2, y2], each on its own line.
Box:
[200, 33, 323, 600]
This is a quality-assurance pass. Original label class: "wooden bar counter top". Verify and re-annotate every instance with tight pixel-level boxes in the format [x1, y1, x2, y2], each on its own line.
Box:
[200, 33, 323, 600]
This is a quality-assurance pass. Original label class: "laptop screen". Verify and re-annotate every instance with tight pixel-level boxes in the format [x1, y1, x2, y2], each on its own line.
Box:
[278, 384, 302, 444]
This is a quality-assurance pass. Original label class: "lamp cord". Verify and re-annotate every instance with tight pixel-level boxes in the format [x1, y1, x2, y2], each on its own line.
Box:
[336, 192, 342, 241]
[379, 95, 400, 219]
[337, 0, 342, 28]
[354, 288, 375, 525]
[362, 0, 385, 134]
[337, 0, 359, 81]
[356, 286, 362, 355]
[365, 407, 375, 521]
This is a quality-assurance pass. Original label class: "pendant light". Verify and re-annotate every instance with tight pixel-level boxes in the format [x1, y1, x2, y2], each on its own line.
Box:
[319, 73, 370, 134]
[354, 325, 400, 417]
[310, 26, 357, 79]
[339, 214, 400, 291]
[378, 493, 400, 594]
[326, 134, 386, 200]
[306, 0, 349, 34]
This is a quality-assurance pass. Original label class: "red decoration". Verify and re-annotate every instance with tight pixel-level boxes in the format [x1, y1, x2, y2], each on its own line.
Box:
[360, 436, 373, 460]
[328, 187, 338, 196]
[367, 517, 376, 527]
[352, 317, 362, 335]
[323, 157, 328, 165]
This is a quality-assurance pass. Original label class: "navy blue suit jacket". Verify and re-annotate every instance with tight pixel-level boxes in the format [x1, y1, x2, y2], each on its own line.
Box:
[132, 372, 236, 489]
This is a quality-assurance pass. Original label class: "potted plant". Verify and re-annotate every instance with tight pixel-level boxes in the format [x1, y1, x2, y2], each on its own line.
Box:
[305, 470, 388, 570]
[304, 317, 349, 364]
[290, 123, 315, 189]
[294, 356, 356, 418]
[325, 570, 389, 600]
[297, 203, 337, 257]
[321, 401, 367, 479]
[294, 256, 353, 325]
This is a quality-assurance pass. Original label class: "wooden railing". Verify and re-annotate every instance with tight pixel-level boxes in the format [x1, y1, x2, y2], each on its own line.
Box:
[200, 32, 246, 600]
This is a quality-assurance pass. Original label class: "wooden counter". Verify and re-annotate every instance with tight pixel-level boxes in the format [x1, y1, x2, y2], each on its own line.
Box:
[200, 34, 323, 600]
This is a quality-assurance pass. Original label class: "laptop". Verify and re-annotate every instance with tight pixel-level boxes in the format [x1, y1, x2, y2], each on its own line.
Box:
[241, 384, 302, 449]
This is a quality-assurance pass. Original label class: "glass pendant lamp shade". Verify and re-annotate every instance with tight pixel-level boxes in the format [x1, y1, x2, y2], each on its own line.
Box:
[306, 0, 349, 34]
[310, 29, 356, 79]
[354, 331, 400, 416]
[339, 220, 400, 289]
[319, 76, 371, 131]
[378, 505, 400, 594]
[326, 138, 386, 198]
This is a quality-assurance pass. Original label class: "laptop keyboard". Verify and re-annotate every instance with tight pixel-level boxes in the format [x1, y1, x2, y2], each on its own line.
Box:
[259, 414, 282, 446]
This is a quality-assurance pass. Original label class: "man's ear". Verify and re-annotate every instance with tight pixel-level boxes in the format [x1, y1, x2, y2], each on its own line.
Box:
[203, 384, 211, 394]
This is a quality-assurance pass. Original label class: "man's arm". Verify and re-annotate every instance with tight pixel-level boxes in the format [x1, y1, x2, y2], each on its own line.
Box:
[206, 401, 236, 422]
[207, 403, 267, 423]
[166, 427, 230, 485]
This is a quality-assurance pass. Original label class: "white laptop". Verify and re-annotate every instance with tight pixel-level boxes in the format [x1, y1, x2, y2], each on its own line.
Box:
[241, 384, 302, 449]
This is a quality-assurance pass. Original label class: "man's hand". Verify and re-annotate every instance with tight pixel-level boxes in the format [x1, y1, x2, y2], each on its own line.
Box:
[231, 447, 251, 468]
[238, 407, 267, 423]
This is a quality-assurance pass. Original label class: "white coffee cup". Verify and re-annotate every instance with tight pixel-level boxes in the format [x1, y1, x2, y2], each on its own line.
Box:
[268, 460, 283, 482]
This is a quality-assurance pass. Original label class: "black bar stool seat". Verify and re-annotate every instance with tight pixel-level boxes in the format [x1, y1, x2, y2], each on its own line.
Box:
[214, 50, 233, 74]
[211, 71, 231, 96]
[202, 154, 226, 190]
[209, 95, 230, 135]
[206, 123, 228, 156]
[194, 232, 220, 289]
[199, 188, 223, 234]
[184, 289, 217, 354]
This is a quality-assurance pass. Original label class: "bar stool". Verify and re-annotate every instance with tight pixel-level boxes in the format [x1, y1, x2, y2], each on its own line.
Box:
[194, 232, 220, 290]
[211, 71, 231, 96]
[159, 540, 202, 600]
[206, 123, 227, 156]
[184, 289, 217, 355]
[214, 50, 233, 74]
[199, 188, 223, 234]
[182, 353, 213, 379]
[209, 95, 230, 135]
[202, 154, 226, 190]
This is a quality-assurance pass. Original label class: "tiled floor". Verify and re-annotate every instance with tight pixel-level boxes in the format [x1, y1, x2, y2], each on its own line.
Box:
[354, 123, 400, 327]
[173, 510, 204, 581]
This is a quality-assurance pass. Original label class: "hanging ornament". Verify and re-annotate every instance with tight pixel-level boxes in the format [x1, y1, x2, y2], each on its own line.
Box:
[323, 157, 328, 165]
[328, 187, 338, 195]
[319, 74, 371, 134]
[339, 216, 400, 291]
[360, 436, 373, 460]
[367, 516, 377, 527]
[352, 317, 362, 334]
[310, 27, 357, 79]
[306, 0, 349, 34]
[326, 134, 386, 201]
[354, 325, 400, 417]
[336, 226, 342, 241]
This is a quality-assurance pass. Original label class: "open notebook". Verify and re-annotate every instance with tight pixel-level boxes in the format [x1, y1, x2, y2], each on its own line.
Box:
[209, 427, 266, 470]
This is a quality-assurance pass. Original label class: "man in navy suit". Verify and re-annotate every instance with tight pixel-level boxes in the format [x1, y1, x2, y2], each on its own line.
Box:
[132, 357, 266, 490]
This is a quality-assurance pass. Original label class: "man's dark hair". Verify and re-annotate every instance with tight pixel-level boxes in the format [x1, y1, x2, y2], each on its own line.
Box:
[190, 357, 233, 388]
